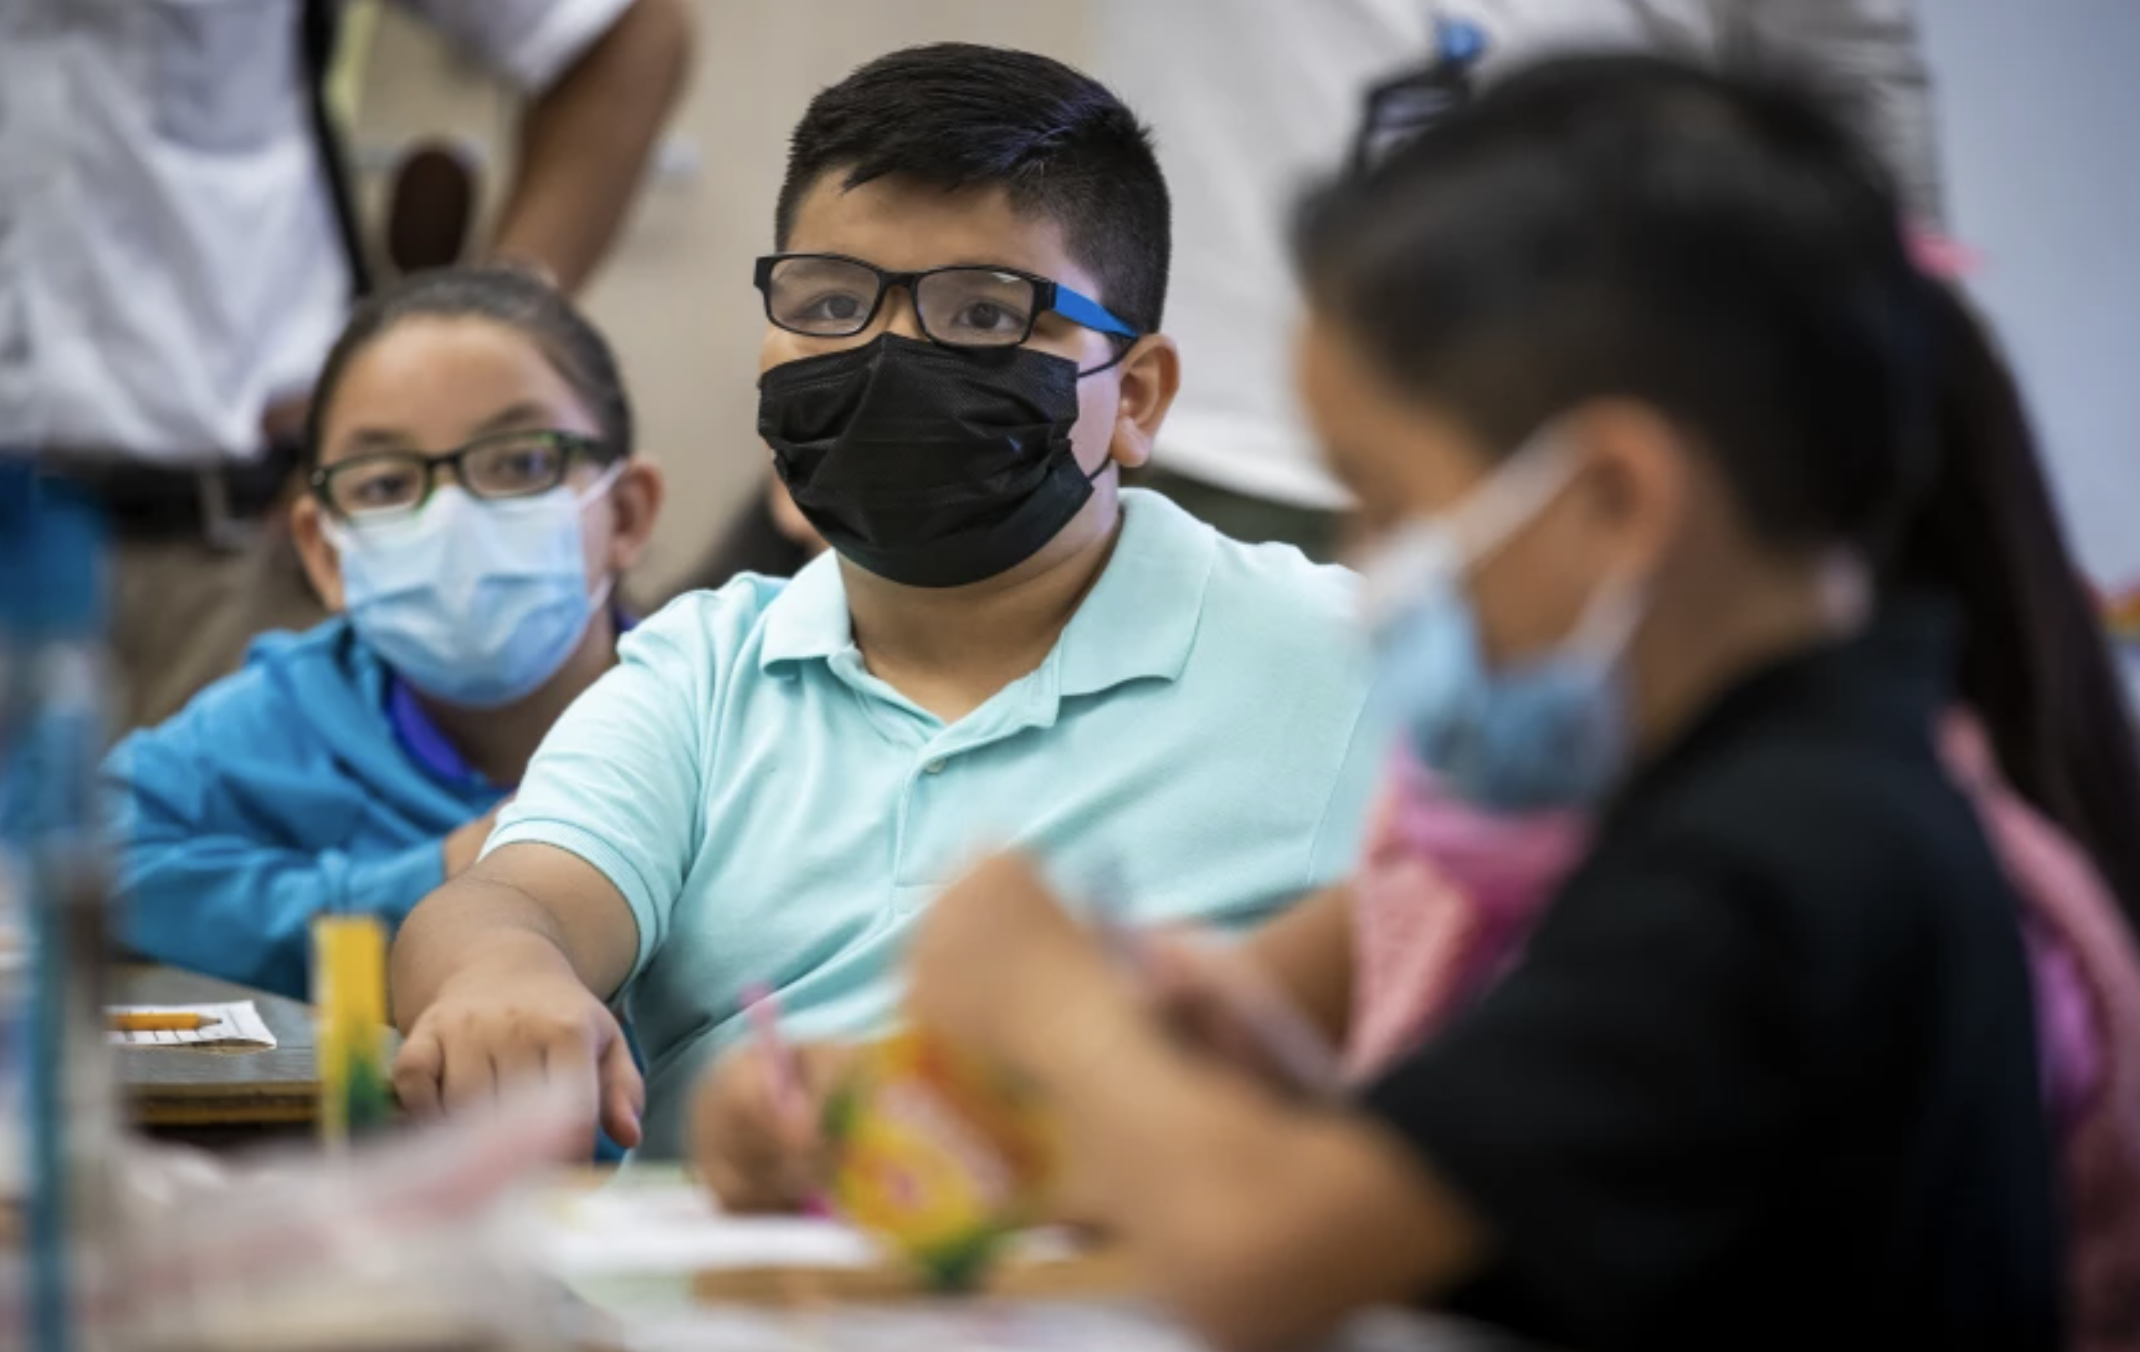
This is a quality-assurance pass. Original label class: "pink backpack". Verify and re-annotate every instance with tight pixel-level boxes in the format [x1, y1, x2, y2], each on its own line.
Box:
[1347, 712, 2140, 1350]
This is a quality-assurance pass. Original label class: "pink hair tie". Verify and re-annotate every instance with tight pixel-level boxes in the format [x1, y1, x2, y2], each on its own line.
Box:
[1907, 225, 1981, 280]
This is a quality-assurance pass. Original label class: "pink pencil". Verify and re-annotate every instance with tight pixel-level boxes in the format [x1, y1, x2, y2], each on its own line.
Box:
[741, 982, 832, 1218]
[1086, 869, 1343, 1101]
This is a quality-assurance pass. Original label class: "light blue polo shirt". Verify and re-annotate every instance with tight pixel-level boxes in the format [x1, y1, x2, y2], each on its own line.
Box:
[487, 490, 1380, 1156]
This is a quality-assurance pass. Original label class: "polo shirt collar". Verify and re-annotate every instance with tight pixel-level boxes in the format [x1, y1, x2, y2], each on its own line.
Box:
[759, 549, 855, 669]
[1056, 489, 1216, 696]
[756, 489, 1217, 698]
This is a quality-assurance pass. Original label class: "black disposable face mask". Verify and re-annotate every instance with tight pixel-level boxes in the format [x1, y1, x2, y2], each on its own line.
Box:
[756, 333, 1115, 588]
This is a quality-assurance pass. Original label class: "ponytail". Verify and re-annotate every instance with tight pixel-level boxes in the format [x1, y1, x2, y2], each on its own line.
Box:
[1886, 283, 2140, 929]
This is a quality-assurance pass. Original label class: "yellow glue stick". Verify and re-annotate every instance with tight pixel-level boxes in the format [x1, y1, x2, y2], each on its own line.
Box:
[313, 914, 394, 1147]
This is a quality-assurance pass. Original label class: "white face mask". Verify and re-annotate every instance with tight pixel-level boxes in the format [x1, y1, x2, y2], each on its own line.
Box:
[1354, 433, 1645, 812]
[327, 466, 621, 708]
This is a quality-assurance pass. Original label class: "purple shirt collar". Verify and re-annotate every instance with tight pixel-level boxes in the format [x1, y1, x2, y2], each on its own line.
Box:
[385, 608, 636, 789]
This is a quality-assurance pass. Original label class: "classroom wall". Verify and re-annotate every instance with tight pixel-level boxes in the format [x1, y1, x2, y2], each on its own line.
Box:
[1920, 0, 2140, 592]
[1917, 0, 2140, 696]
[351, 1, 1090, 606]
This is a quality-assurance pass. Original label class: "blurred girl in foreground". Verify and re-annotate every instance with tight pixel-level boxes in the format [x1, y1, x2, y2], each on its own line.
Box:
[906, 54, 2132, 1352]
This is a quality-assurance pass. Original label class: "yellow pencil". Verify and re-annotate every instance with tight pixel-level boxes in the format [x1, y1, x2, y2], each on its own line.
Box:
[108, 1011, 220, 1034]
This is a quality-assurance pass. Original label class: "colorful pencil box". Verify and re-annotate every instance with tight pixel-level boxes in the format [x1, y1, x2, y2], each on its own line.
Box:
[823, 1027, 1058, 1290]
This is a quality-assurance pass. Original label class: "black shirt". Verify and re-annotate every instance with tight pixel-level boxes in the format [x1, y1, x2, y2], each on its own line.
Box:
[1365, 606, 2062, 1351]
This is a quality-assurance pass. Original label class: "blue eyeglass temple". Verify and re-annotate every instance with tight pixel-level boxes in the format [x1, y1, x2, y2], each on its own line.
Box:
[1050, 284, 1139, 340]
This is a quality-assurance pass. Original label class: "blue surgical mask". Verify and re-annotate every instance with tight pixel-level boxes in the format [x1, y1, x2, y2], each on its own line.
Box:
[328, 466, 621, 708]
[1357, 436, 1644, 812]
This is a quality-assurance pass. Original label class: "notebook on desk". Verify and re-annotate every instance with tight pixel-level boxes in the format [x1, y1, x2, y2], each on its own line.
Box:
[107, 1000, 277, 1049]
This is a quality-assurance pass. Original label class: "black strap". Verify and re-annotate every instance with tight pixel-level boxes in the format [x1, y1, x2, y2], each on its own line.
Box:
[300, 0, 373, 298]
[50, 443, 302, 540]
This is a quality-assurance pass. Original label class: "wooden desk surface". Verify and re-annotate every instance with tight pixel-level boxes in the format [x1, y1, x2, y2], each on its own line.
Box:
[117, 965, 319, 1127]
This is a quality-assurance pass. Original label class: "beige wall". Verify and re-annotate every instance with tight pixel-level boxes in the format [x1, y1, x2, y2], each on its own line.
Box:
[352, 1, 1090, 606]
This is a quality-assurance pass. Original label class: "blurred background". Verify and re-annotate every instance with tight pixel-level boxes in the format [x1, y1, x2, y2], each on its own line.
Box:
[343, 0, 2140, 623]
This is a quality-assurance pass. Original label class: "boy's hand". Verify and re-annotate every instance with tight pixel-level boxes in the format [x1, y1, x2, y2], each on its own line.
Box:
[392, 956, 644, 1156]
[690, 1041, 851, 1212]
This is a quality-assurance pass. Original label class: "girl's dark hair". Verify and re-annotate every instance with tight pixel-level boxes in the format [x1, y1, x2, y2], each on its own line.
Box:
[1893, 285, 2140, 926]
[1296, 52, 2140, 926]
[305, 265, 633, 463]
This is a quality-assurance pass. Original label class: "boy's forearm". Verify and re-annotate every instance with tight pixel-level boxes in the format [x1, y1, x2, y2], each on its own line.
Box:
[389, 872, 582, 1027]
[390, 839, 643, 1026]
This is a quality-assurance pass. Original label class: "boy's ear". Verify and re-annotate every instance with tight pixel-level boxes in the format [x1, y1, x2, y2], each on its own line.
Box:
[289, 493, 347, 612]
[1108, 334, 1181, 472]
[606, 461, 666, 572]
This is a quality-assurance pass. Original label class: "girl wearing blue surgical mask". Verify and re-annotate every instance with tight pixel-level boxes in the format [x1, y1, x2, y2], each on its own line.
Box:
[104, 267, 665, 1001]
[899, 54, 2101, 1352]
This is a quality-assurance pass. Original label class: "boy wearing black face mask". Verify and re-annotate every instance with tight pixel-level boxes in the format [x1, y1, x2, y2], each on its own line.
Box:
[386, 43, 1383, 1159]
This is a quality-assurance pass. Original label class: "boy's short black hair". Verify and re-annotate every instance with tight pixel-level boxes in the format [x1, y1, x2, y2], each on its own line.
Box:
[774, 42, 1171, 337]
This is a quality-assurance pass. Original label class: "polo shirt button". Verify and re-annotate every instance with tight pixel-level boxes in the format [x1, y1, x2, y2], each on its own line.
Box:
[924, 759, 946, 775]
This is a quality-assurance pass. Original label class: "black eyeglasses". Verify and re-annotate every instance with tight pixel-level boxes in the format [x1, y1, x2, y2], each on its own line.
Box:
[310, 428, 615, 521]
[1348, 17, 1484, 173]
[753, 253, 1139, 350]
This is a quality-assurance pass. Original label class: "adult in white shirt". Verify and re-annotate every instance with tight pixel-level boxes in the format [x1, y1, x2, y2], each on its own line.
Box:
[1093, 0, 1943, 559]
[3, 0, 691, 727]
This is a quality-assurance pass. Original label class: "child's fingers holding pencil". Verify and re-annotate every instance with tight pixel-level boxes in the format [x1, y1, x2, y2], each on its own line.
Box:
[692, 1044, 815, 1212]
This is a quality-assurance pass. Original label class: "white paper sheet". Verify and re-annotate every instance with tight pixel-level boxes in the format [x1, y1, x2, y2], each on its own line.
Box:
[106, 1000, 277, 1049]
[613, 1303, 1204, 1352]
[612, 1305, 1519, 1351]
[533, 1175, 1132, 1279]
[533, 1176, 884, 1276]
[542, 1177, 1523, 1350]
